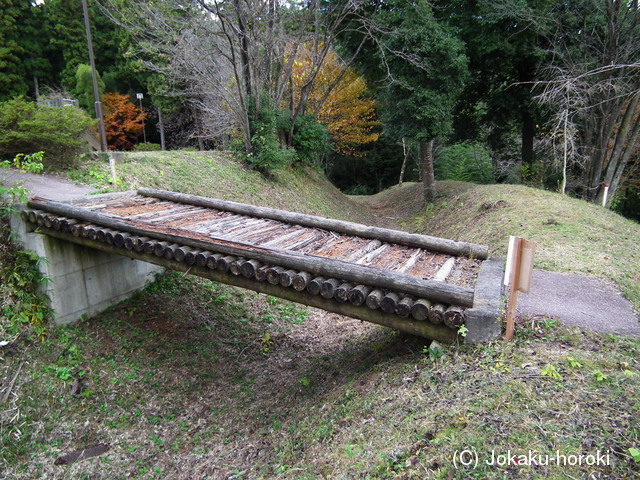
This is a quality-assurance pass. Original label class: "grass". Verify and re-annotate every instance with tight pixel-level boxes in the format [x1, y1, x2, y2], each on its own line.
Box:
[2, 154, 639, 479]
[67, 151, 376, 224]
[355, 181, 640, 310]
[2, 281, 638, 479]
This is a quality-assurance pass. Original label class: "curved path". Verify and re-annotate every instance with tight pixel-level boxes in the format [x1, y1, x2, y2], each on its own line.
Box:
[2, 168, 95, 200]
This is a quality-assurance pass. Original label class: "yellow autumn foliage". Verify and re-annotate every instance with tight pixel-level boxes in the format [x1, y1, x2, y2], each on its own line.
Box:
[291, 47, 380, 156]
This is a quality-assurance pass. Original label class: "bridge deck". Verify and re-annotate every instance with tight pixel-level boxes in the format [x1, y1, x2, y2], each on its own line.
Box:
[24, 189, 502, 343]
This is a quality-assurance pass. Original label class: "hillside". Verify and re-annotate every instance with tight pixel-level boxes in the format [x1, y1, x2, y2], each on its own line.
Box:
[69, 151, 376, 225]
[353, 181, 640, 310]
[1, 155, 638, 480]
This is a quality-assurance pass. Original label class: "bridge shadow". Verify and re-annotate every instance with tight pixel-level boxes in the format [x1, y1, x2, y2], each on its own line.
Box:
[72, 272, 429, 474]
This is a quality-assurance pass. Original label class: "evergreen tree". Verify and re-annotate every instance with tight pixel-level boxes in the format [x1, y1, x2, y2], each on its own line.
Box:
[0, 0, 29, 100]
[431, 0, 549, 179]
[43, 0, 122, 92]
[75, 64, 105, 116]
[339, 0, 468, 202]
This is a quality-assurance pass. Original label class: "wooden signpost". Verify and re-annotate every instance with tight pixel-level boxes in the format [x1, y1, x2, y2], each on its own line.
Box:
[504, 236, 536, 340]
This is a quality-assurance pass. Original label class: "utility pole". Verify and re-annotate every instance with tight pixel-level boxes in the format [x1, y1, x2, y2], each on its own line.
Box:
[81, 0, 107, 152]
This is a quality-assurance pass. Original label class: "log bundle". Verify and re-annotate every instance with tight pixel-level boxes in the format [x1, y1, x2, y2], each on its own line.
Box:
[24, 191, 491, 334]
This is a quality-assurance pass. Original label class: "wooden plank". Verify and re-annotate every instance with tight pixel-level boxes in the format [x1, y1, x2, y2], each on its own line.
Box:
[261, 227, 307, 247]
[223, 219, 273, 238]
[26, 202, 475, 307]
[138, 188, 489, 259]
[355, 244, 390, 265]
[284, 232, 323, 251]
[144, 207, 211, 224]
[396, 249, 422, 274]
[125, 203, 193, 220]
[345, 239, 382, 262]
[433, 258, 456, 282]
[233, 222, 282, 241]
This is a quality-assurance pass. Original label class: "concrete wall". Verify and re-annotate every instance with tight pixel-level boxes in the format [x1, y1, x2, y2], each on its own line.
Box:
[10, 207, 163, 325]
[464, 257, 505, 343]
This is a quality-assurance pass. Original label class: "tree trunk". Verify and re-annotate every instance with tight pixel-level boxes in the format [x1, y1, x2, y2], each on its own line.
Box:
[399, 138, 409, 186]
[157, 107, 166, 151]
[420, 139, 436, 203]
[597, 92, 640, 206]
[521, 110, 535, 170]
[606, 115, 640, 207]
[234, 0, 252, 98]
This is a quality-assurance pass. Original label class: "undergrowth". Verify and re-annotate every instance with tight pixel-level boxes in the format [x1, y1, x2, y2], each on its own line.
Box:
[0, 276, 638, 479]
[1, 153, 51, 342]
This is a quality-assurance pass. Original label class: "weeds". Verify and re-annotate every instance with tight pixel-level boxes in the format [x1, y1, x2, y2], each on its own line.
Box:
[1, 152, 51, 341]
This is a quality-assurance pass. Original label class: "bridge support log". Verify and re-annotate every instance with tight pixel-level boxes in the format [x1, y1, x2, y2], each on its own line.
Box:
[29, 225, 459, 344]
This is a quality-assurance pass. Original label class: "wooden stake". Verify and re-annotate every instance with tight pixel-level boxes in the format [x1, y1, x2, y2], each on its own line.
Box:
[505, 237, 523, 341]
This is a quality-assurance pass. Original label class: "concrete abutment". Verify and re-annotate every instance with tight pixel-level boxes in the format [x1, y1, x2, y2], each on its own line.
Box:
[10, 207, 162, 325]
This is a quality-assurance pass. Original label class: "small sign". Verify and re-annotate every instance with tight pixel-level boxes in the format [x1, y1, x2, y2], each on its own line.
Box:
[504, 236, 537, 340]
[518, 239, 536, 293]
[136, 93, 144, 100]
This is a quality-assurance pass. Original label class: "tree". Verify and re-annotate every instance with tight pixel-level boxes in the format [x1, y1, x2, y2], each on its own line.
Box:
[535, 0, 640, 205]
[102, 0, 370, 165]
[0, 0, 29, 100]
[43, 0, 123, 92]
[292, 46, 380, 157]
[340, 0, 468, 202]
[431, 0, 549, 180]
[75, 64, 105, 116]
[102, 92, 146, 150]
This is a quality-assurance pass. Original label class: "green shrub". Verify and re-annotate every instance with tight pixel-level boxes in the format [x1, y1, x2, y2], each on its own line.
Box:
[243, 98, 296, 173]
[434, 142, 493, 184]
[0, 97, 96, 167]
[234, 98, 331, 173]
[0, 152, 44, 212]
[290, 114, 330, 165]
[612, 186, 640, 223]
[133, 142, 162, 152]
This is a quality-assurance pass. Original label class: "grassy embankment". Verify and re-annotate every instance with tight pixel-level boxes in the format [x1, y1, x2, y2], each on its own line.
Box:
[0, 152, 638, 479]
[355, 180, 640, 310]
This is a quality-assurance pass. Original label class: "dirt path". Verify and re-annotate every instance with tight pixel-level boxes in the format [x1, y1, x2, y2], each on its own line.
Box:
[2, 168, 95, 200]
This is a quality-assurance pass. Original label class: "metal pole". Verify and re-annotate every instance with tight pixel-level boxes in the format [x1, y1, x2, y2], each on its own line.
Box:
[137, 95, 147, 143]
[81, 0, 107, 152]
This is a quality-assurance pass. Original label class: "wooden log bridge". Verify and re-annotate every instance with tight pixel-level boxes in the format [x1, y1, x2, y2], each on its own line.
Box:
[22, 189, 505, 344]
